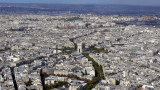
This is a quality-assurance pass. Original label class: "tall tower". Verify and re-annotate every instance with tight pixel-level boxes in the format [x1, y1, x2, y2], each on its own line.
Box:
[77, 43, 82, 54]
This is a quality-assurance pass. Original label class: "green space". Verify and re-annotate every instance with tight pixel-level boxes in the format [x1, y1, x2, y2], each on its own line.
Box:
[129, 60, 134, 62]
[25, 80, 32, 86]
[59, 46, 75, 54]
[45, 81, 68, 90]
[0, 47, 10, 52]
[140, 64, 149, 68]
[41, 72, 68, 90]
[150, 68, 160, 73]
[82, 53, 105, 90]
[59, 39, 77, 54]
[88, 46, 108, 53]
[108, 72, 117, 76]
[65, 17, 83, 21]
[59, 17, 83, 21]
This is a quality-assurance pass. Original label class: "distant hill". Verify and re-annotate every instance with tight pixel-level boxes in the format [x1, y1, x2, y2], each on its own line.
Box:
[0, 3, 160, 16]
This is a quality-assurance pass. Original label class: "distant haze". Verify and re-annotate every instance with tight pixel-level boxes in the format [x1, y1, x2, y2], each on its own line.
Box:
[1, 0, 160, 6]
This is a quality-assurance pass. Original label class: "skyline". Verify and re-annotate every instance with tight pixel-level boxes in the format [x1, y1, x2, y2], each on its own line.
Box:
[0, 0, 160, 6]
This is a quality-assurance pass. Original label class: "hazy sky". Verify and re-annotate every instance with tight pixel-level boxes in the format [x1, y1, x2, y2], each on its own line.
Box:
[1, 0, 160, 6]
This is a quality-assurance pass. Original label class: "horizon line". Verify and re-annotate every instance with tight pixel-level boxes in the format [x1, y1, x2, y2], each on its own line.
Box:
[0, 2, 160, 7]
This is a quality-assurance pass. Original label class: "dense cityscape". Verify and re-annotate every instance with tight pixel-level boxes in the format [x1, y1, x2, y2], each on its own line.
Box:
[0, 3, 160, 90]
